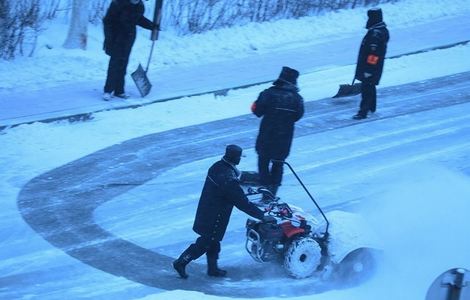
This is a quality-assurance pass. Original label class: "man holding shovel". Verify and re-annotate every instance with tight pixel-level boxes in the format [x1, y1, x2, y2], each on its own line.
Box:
[102, 0, 158, 101]
[353, 8, 390, 120]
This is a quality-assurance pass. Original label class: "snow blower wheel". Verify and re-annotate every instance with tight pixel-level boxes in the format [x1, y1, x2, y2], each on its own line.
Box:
[284, 237, 322, 279]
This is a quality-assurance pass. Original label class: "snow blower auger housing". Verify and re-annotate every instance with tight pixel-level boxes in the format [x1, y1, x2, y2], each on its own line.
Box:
[241, 161, 381, 281]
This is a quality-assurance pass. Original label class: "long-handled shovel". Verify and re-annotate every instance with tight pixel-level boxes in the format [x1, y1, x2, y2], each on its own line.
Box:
[131, 0, 164, 97]
[332, 78, 362, 98]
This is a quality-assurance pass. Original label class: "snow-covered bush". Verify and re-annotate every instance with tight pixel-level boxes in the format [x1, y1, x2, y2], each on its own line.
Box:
[0, 0, 106, 59]
[88, 0, 110, 25]
[0, 1, 43, 59]
[0, 0, 66, 59]
[165, 0, 399, 34]
[0, 0, 398, 60]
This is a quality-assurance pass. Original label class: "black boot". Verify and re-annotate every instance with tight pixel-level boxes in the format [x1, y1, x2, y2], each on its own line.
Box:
[353, 113, 367, 120]
[173, 252, 192, 279]
[207, 256, 227, 277]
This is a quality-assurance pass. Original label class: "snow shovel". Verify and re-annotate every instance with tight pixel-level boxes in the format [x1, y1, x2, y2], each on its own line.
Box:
[131, 0, 164, 97]
[332, 78, 362, 98]
[131, 41, 155, 97]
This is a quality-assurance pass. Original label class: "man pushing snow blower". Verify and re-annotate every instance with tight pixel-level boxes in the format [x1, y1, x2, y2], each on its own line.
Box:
[172, 145, 276, 279]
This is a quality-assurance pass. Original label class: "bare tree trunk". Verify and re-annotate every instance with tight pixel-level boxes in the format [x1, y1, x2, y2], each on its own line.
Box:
[63, 0, 89, 49]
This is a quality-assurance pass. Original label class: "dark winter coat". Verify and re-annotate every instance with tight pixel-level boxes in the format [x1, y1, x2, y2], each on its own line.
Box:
[355, 22, 390, 85]
[193, 159, 265, 241]
[252, 83, 304, 159]
[103, 0, 154, 58]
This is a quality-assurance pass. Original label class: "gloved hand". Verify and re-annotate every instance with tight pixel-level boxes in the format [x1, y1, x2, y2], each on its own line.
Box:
[262, 215, 277, 223]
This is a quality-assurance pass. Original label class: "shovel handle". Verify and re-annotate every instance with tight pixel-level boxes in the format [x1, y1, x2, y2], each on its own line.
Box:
[145, 39, 156, 73]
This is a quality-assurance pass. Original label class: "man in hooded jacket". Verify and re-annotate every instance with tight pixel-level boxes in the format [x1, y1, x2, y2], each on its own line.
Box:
[251, 67, 304, 200]
[102, 0, 157, 100]
[353, 8, 390, 120]
[172, 145, 275, 279]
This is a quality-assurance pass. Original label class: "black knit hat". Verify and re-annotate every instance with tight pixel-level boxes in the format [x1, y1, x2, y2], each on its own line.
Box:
[274, 66, 299, 86]
[223, 144, 243, 165]
[366, 8, 383, 28]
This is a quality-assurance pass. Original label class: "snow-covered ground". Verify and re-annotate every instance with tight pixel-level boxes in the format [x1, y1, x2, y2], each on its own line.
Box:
[1, 0, 470, 299]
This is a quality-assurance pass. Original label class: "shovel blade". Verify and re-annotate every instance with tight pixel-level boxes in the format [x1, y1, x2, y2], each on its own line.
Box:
[131, 64, 152, 97]
[332, 82, 362, 98]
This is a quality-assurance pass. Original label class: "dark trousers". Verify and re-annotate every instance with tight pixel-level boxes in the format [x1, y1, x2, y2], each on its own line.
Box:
[258, 154, 283, 193]
[104, 55, 129, 94]
[358, 82, 377, 116]
[185, 236, 221, 260]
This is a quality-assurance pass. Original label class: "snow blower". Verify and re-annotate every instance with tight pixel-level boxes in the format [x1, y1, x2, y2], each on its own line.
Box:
[241, 161, 381, 281]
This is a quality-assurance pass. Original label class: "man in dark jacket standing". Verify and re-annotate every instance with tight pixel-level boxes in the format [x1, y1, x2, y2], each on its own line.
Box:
[353, 8, 390, 120]
[251, 67, 304, 200]
[102, 0, 156, 101]
[173, 145, 273, 279]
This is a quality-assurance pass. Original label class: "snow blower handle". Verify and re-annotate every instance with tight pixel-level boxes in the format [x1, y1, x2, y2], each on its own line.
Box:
[271, 159, 330, 235]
